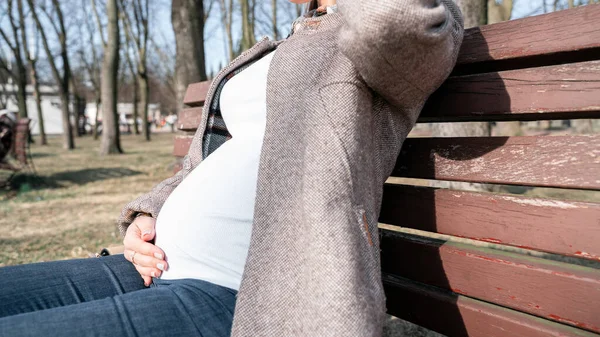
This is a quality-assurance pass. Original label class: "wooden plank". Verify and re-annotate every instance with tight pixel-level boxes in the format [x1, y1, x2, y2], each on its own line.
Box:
[380, 230, 600, 333]
[379, 184, 600, 260]
[456, 5, 600, 70]
[420, 61, 600, 123]
[183, 81, 212, 107]
[178, 107, 202, 131]
[392, 136, 600, 190]
[384, 274, 600, 337]
[173, 135, 194, 157]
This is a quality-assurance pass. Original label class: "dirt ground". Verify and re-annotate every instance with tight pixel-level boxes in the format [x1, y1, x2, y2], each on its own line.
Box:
[0, 133, 175, 266]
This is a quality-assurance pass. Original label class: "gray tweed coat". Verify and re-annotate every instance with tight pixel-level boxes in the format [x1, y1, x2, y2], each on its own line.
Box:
[118, 0, 464, 335]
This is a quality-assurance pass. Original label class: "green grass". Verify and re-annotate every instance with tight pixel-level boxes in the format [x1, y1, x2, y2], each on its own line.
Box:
[0, 133, 176, 266]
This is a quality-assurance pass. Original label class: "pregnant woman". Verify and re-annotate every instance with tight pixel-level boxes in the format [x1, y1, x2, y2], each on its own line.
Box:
[0, 0, 463, 336]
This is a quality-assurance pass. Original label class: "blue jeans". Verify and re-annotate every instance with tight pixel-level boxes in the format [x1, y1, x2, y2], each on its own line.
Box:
[0, 255, 237, 337]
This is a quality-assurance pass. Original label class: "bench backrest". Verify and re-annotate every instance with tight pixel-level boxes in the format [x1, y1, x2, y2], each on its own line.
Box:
[176, 6, 600, 337]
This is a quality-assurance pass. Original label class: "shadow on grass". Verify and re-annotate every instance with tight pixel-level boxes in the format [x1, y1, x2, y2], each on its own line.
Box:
[4, 167, 143, 195]
[29, 153, 56, 159]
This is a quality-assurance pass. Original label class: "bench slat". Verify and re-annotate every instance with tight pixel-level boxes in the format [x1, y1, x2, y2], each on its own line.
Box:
[421, 60, 600, 122]
[173, 135, 194, 157]
[183, 81, 212, 107]
[456, 4, 600, 69]
[380, 230, 600, 333]
[392, 136, 600, 190]
[178, 107, 203, 131]
[379, 184, 600, 260]
[384, 274, 600, 337]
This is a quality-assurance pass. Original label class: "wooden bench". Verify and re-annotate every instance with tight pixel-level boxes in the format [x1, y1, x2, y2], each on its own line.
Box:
[175, 6, 600, 337]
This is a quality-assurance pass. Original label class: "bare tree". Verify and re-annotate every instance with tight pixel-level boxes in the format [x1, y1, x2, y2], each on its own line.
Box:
[0, 0, 29, 119]
[80, 0, 104, 140]
[100, 0, 123, 154]
[124, 34, 140, 135]
[272, 0, 278, 40]
[219, 0, 235, 62]
[27, 0, 75, 150]
[240, 0, 257, 52]
[122, 0, 151, 141]
[171, 0, 209, 115]
[17, 0, 46, 144]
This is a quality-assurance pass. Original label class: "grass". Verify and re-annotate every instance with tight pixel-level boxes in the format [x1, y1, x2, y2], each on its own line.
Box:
[0, 132, 176, 267]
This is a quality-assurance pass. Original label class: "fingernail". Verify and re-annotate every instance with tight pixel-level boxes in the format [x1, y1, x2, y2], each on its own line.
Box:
[142, 230, 152, 236]
[151, 271, 156, 277]
[154, 253, 163, 260]
[157, 263, 165, 271]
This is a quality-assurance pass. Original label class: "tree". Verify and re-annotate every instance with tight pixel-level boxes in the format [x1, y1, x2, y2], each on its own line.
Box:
[17, 0, 47, 145]
[28, 0, 75, 150]
[0, 0, 29, 119]
[99, 0, 123, 154]
[272, 0, 278, 40]
[240, 0, 257, 52]
[219, 0, 235, 62]
[171, 0, 209, 115]
[80, 0, 105, 140]
[122, 0, 152, 141]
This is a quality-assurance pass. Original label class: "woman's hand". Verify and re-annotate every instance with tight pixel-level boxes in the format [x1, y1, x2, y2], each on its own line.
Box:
[123, 215, 168, 287]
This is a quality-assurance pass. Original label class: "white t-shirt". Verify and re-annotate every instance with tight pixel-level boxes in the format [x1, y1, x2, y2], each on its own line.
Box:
[154, 51, 276, 291]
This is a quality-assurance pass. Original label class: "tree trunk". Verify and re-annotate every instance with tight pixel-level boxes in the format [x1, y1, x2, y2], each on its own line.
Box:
[272, 0, 278, 40]
[31, 62, 46, 145]
[93, 97, 100, 140]
[172, 0, 208, 115]
[455, 0, 487, 27]
[132, 79, 140, 135]
[59, 90, 74, 149]
[27, 0, 74, 149]
[138, 71, 150, 141]
[571, 119, 594, 134]
[99, 0, 122, 155]
[14, 62, 28, 119]
[240, 0, 257, 52]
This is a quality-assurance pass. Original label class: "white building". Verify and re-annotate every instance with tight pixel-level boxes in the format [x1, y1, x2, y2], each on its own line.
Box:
[0, 83, 162, 134]
[85, 102, 161, 127]
[0, 83, 73, 135]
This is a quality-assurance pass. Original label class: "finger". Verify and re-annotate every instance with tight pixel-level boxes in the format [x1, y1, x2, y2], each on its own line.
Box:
[134, 263, 162, 279]
[123, 233, 165, 260]
[124, 248, 168, 271]
[133, 217, 156, 242]
[143, 275, 151, 287]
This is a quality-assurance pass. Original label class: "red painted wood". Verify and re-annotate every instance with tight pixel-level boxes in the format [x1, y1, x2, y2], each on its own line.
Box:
[392, 136, 600, 190]
[420, 61, 600, 122]
[457, 5, 600, 67]
[384, 274, 600, 337]
[183, 81, 212, 107]
[178, 107, 203, 131]
[379, 185, 600, 260]
[380, 230, 600, 333]
[173, 135, 194, 157]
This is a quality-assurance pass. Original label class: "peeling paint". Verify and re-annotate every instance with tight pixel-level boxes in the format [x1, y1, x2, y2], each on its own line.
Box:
[499, 195, 581, 209]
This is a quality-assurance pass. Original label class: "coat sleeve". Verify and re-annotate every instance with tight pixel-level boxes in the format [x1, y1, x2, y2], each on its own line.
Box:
[337, 0, 464, 109]
[116, 130, 204, 236]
